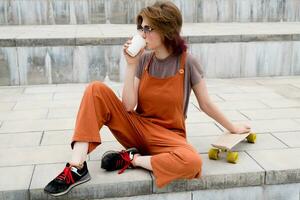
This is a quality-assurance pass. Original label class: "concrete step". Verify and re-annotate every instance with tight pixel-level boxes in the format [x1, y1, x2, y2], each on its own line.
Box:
[0, 0, 300, 25]
[0, 78, 300, 200]
[0, 22, 300, 85]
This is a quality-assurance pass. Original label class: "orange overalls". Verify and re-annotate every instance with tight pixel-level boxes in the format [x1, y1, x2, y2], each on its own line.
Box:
[72, 52, 202, 188]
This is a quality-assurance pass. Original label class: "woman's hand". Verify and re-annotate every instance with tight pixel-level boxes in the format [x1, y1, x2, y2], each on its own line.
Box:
[123, 39, 144, 67]
[230, 123, 251, 134]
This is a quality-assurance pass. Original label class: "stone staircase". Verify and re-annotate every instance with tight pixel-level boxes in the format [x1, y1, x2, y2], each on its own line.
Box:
[0, 22, 300, 86]
[1, 0, 300, 25]
[0, 0, 300, 86]
[0, 0, 300, 200]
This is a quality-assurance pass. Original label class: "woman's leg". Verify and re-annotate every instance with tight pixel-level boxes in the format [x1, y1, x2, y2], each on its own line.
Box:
[150, 146, 202, 188]
[72, 81, 145, 154]
[45, 81, 145, 196]
[135, 122, 202, 188]
[132, 154, 153, 171]
[69, 142, 88, 168]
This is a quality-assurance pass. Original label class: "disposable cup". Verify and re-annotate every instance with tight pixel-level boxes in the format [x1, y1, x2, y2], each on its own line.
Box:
[126, 34, 146, 57]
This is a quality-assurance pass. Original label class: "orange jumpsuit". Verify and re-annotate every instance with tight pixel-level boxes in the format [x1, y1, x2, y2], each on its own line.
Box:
[72, 52, 202, 188]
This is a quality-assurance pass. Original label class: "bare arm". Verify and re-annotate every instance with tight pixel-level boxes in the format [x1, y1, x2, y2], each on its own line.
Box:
[122, 68, 139, 111]
[121, 39, 143, 111]
[192, 79, 251, 134]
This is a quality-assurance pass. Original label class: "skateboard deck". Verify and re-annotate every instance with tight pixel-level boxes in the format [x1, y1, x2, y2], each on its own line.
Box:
[211, 132, 251, 150]
[208, 132, 256, 163]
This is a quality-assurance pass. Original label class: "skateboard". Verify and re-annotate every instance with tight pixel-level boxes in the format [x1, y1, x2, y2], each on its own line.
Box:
[208, 132, 256, 164]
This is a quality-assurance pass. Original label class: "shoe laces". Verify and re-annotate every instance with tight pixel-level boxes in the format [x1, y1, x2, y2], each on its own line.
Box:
[57, 167, 75, 184]
[117, 150, 132, 174]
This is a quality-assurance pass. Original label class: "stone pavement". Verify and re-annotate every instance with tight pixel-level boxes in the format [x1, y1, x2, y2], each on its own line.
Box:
[0, 76, 300, 199]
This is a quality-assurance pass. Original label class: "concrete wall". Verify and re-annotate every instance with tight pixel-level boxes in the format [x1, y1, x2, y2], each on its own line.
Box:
[1, 41, 300, 85]
[0, 0, 300, 25]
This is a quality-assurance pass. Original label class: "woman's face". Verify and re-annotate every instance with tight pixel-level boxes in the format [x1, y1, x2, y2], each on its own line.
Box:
[140, 17, 163, 50]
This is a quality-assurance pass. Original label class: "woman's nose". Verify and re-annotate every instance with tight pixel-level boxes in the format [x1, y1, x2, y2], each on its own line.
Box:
[139, 31, 146, 39]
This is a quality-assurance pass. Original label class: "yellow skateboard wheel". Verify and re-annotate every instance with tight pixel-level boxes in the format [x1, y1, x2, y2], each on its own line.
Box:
[227, 152, 238, 163]
[208, 148, 220, 160]
[246, 133, 256, 143]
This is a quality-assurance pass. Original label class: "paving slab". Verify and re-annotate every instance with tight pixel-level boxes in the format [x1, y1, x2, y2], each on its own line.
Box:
[53, 92, 84, 100]
[41, 130, 73, 146]
[294, 118, 300, 124]
[99, 127, 119, 142]
[0, 109, 48, 121]
[0, 165, 33, 200]
[0, 118, 75, 133]
[0, 145, 72, 167]
[265, 84, 300, 99]
[0, 93, 54, 103]
[218, 92, 285, 101]
[0, 132, 42, 148]
[189, 94, 224, 104]
[186, 110, 248, 123]
[187, 136, 219, 153]
[204, 86, 244, 94]
[236, 85, 275, 93]
[240, 108, 300, 120]
[292, 83, 300, 89]
[0, 94, 22, 103]
[217, 119, 300, 133]
[213, 100, 268, 111]
[250, 119, 300, 133]
[187, 103, 201, 112]
[0, 87, 24, 95]
[186, 122, 222, 137]
[248, 148, 300, 184]
[272, 131, 300, 147]
[30, 161, 152, 200]
[23, 84, 87, 94]
[13, 100, 81, 110]
[259, 98, 300, 108]
[47, 108, 77, 119]
[256, 77, 300, 85]
[0, 102, 15, 111]
[0, 165, 34, 191]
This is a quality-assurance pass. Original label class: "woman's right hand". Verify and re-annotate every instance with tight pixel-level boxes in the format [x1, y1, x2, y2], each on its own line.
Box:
[123, 39, 144, 67]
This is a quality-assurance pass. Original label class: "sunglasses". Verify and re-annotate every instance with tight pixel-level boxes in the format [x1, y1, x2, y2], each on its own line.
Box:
[137, 25, 154, 34]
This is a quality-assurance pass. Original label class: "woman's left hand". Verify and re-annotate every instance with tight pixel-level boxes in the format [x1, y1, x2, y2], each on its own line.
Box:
[230, 123, 251, 134]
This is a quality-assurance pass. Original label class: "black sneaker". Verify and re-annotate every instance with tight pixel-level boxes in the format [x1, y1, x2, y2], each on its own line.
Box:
[101, 147, 139, 174]
[44, 161, 91, 196]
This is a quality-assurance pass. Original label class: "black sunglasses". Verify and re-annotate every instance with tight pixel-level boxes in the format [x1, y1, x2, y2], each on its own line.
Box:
[137, 25, 154, 34]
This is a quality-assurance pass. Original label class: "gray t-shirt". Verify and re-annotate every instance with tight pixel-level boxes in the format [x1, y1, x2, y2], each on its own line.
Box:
[135, 51, 204, 118]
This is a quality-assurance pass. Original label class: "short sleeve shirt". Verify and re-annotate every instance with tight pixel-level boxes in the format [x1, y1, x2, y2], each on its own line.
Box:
[135, 51, 204, 118]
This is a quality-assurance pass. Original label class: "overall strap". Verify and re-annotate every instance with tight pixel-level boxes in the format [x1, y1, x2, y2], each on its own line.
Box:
[178, 51, 187, 74]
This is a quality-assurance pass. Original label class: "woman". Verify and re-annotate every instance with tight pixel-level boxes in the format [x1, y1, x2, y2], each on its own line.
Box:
[44, 1, 251, 196]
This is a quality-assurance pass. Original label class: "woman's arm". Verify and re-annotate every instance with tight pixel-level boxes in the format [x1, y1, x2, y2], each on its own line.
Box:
[192, 79, 251, 134]
[122, 69, 140, 111]
[121, 39, 143, 111]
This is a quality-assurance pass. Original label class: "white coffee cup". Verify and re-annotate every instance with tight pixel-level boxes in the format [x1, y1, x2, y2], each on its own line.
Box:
[126, 34, 146, 57]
